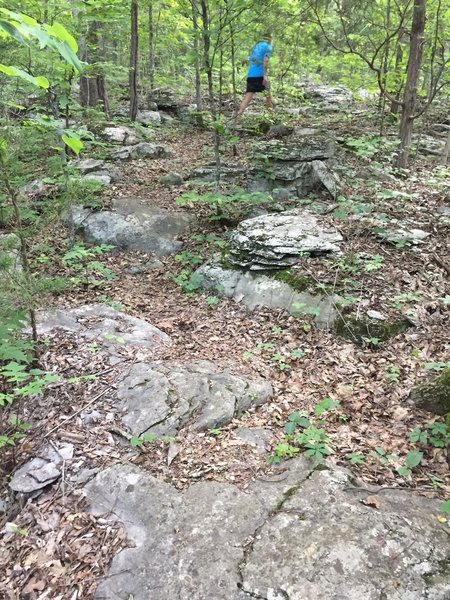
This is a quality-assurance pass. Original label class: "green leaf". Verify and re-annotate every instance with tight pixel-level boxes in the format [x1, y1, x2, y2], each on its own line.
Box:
[44, 22, 78, 52]
[0, 19, 26, 44]
[405, 450, 423, 469]
[0, 64, 49, 88]
[62, 132, 83, 155]
[440, 500, 450, 513]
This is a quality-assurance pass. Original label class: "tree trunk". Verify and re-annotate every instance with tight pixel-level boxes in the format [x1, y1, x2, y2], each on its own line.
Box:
[148, 1, 155, 90]
[199, 0, 221, 190]
[79, 21, 109, 114]
[389, 27, 405, 117]
[130, 0, 139, 121]
[441, 127, 450, 165]
[191, 0, 204, 126]
[396, 0, 426, 168]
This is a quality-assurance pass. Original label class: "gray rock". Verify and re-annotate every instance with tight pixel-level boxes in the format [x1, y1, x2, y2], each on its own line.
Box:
[83, 173, 111, 186]
[233, 427, 274, 454]
[367, 310, 387, 321]
[136, 110, 161, 126]
[376, 226, 430, 245]
[195, 262, 340, 329]
[160, 111, 176, 124]
[36, 304, 170, 352]
[8, 444, 73, 495]
[412, 134, 445, 157]
[117, 361, 273, 436]
[0, 233, 22, 273]
[159, 171, 184, 186]
[103, 126, 140, 145]
[300, 79, 354, 111]
[189, 163, 247, 183]
[20, 179, 56, 200]
[10, 458, 61, 494]
[72, 197, 191, 256]
[72, 158, 105, 174]
[85, 458, 449, 600]
[228, 210, 343, 269]
[111, 142, 172, 161]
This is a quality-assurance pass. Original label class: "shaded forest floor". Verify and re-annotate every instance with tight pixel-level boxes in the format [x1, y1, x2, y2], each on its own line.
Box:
[1, 101, 449, 598]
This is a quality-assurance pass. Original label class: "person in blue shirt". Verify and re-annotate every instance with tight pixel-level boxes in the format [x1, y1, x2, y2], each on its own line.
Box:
[236, 35, 273, 116]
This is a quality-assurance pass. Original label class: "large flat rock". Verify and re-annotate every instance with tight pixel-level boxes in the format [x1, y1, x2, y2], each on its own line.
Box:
[70, 197, 191, 255]
[228, 210, 343, 270]
[85, 459, 449, 600]
[195, 262, 340, 329]
[117, 361, 273, 435]
[36, 304, 170, 352]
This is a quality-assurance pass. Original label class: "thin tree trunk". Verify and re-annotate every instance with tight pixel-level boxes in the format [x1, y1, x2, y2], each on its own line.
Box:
[441, 127, 450, 165]
[149, 1, 155, 90]
[200, 0, 221, 190]
[130, 0, 139, 121]
[396, 0, 426, 168]
[79, 21, 109, 114]
[379, 0, 391, 135]
[191, 0, 204, 126]
[389, 27, 405, 117]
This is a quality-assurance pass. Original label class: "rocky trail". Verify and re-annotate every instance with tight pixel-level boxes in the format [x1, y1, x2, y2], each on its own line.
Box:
[1, 88, 449, 599]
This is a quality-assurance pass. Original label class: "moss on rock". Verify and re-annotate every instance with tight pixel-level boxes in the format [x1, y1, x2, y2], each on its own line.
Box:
[272, 269, 311, 292]
[409, 368, 450, 416]
[334, 316, 410, 346]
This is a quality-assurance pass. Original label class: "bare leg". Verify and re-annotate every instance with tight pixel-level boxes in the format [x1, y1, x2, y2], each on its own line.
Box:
[236, 92, 255, 116]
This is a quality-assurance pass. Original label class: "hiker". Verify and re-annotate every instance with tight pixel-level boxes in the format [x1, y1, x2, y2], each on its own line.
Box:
[236, 35, 273, 117]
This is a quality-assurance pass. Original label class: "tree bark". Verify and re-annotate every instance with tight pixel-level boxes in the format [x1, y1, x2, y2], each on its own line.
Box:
[79, 21, 109, 115]
[148, 1, 155, 89]
[396, 0, 426, 168]
[130, 0, 139, 121]
[191, 0, 204, 126]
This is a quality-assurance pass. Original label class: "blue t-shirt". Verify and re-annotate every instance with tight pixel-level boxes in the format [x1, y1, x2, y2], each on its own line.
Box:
[247, 41, 272, 78]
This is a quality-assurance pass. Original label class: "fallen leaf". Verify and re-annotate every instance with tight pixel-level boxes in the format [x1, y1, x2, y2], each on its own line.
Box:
[362, 495, 381, 509]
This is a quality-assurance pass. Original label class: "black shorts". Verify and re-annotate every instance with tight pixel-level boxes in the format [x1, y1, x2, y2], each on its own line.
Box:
[246, 77, 265, 93]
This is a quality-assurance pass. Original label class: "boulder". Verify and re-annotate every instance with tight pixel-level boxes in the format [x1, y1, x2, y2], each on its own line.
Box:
[0, 233, 22, 273]
[117, 361, 273, 436]
[85, 458, 449, 600]
[72, 158, 105, 174]
[136, 110, 161, 126]
[299, 79, 354, 111]
[228, 210, 343, 269]
[70, 197, 191, 255]
[111, 142, 172, 161]
[103, 126, 140, 145]
[159, 172, 184, 186]
[195, 262, 340, 329]
[409, 367, 450, 415]
[36, 304, 170, 353]
[9, 443, 73, 496]
[247, 137, 338, 197]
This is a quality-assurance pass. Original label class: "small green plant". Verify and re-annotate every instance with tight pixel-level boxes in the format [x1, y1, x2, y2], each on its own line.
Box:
[284, 411, 311, 435]
[397, 450, 423, 478]
[314, 397, 341, 417]
[267, 442, 300, 464]
[130, 432, 157, 448]
[363, 255, 383, 272]
[408, 422, 449, 448]
[205, 296, 219, 308]
[210, 428, 222, 436]
[347, 452, 365, 465]
[171, 270, 203, 294]
[385, 365, 400, 382]
[391, 293, 422, 309]
[62, 243, 116, 287]
[296, 426, 331, 459]
[369, 446, 398, 465]
[345, 136, 382, 158]
[177, 190, 273, 222]
[271, 326, 282, 335]
[175, 251, 204, 267]
[440, 500, 450, 514]
[271, 353, 291, 371]
[424, 361, 450, 371]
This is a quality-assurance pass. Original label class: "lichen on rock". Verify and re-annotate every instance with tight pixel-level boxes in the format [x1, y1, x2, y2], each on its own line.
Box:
[409, 367, 450, 416]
